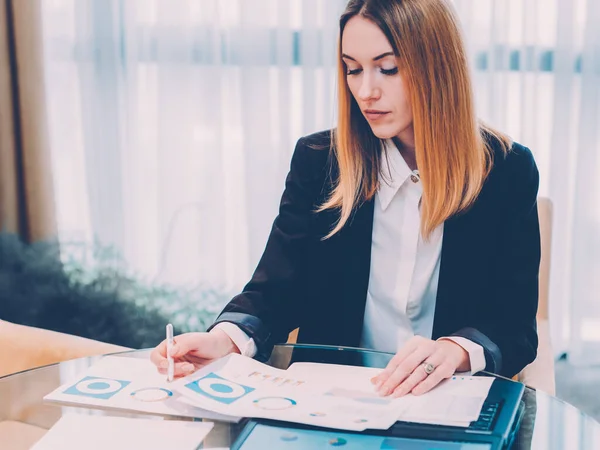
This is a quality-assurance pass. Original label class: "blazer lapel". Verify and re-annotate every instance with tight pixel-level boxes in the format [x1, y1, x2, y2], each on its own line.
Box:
[339, 197, 376, 347]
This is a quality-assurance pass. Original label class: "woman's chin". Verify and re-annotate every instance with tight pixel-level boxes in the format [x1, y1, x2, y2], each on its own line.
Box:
[368, 124, 399, 140]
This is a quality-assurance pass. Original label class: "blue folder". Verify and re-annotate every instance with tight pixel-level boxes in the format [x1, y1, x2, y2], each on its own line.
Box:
[232, 377, 525, 450]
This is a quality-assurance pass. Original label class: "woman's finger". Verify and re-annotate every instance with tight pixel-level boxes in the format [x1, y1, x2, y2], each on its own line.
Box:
[150, 340, 168, 368]
[150, 333, 206, 374]
[411, 361, 456, 396]
[389, 349, 446, 397]
[158, 359, 212, 379]
[169, 361, 197, 378]
[378, 343, 434, 396]
[391, 365, 428, 397]
[372, 336, 424, 386]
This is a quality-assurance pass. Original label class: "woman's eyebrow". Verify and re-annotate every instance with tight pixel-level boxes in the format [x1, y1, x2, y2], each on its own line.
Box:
[341, 51, 395, 62]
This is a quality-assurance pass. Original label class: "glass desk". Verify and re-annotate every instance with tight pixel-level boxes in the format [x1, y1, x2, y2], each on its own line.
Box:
[1, 344, 598, 449]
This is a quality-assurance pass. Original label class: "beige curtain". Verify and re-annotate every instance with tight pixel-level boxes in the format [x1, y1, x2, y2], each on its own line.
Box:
[0, 0, 55, 242]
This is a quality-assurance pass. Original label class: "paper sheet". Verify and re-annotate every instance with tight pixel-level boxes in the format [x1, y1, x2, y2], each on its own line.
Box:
[287, 362, 494, 427]
[44, 356, 241, 422]
[171, 354, 412, 431]
[396, 375, 494, 424]
[30, 414, 213, 450]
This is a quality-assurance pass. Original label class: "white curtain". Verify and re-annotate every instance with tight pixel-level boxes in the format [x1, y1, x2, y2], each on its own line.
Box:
[41, 0, 346, 296]
[41, 0, 600, 362]
[454, 0, 600, 364]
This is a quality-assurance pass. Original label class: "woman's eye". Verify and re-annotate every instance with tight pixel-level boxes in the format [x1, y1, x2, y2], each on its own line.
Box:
[346, 68, 363, 76]
[381, 67, 399, 75]
[345, 67, 398, 76]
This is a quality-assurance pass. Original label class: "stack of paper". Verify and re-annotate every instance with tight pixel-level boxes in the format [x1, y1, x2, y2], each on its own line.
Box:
[396, 374, 494, 426]
[171, 354, 425, 431]
[45, 354, 494, 432]
[285, 362, 494, 427]
[168, 354, 411, 431]
[31, 414, 213, 450]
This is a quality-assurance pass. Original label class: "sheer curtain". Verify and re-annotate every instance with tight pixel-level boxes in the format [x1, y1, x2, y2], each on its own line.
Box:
[41, 0, 599, 361]
[41, 0, 346, 295]
[454, 0, 600, 363]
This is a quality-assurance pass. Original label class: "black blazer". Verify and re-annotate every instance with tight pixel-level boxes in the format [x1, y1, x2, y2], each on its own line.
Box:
[208, 130, 540, 378]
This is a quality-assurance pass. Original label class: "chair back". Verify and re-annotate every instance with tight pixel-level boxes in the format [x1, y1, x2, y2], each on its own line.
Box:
[517, 197, 556, 394]
[0, 319, 128, 377]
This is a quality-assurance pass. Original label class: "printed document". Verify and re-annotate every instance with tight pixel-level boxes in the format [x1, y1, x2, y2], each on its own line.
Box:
[44, 355, 240, 422]
[171, 354, 413, 431]
[286, 362, 494, 427]
[45, 354, 493, 431]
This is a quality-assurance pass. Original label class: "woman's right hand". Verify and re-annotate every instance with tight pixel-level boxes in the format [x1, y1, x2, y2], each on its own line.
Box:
[150, 328, 240, 379]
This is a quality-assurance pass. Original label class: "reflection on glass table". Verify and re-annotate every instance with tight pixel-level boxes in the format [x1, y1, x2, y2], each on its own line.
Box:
[0, 344, 598, 449]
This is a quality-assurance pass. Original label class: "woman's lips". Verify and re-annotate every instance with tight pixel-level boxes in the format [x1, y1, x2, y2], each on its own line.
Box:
[364, 110, 390, 121]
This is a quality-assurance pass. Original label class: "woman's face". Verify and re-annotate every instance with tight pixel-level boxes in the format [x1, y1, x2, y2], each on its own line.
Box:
[341, 15, 413, 144]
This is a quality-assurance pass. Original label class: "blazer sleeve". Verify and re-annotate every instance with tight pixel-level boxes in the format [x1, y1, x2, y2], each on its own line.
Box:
[207, 136, 328, 361]
[452, 146, 541, 378]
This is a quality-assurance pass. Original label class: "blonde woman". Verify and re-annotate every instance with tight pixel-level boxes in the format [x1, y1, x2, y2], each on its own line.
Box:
[152, 0, 539, 397]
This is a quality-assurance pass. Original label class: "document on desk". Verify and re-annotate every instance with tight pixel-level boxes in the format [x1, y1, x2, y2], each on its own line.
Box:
[44, 354, 492, 431]
[44, 356, 241, 423]
[30, 414, 213, 450]
[286, 362, 494, 427]
[397, 374, 494, 425]
[170, 353, 412, 431]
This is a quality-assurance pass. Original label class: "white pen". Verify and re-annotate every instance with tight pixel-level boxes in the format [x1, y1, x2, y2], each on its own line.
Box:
[166, 323, 174, 382]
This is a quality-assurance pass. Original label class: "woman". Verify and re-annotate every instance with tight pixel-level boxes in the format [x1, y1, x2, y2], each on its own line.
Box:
[151, 0, 540, 398]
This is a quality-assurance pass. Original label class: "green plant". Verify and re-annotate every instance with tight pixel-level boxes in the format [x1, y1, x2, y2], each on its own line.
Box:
[0, 233, 231, 348]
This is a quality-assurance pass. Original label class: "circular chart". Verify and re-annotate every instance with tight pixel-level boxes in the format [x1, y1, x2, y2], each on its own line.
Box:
[75, 378, 123, 395]
[253, 397, 297, 410]
[328, 437, 348, 446]
[130, 387, 173, 402]
[194, 378, 247, 399]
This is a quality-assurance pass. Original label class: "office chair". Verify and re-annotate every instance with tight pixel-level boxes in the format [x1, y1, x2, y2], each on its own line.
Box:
[517, 197, 556, 394]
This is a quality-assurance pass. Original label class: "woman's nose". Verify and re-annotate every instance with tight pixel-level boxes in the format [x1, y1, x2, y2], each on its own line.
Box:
[358, 74, 381, 101]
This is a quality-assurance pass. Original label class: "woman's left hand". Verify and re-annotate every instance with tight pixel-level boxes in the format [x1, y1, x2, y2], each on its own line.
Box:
[371, 336, 471, 397]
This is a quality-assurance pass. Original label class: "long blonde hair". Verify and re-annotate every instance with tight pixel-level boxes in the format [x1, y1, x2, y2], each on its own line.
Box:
[319, 0, 511, 239]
